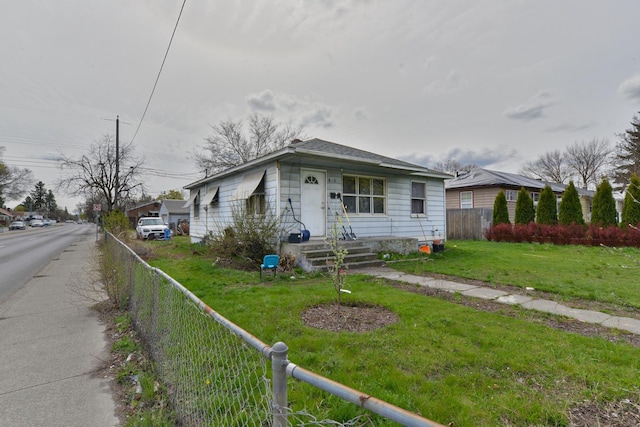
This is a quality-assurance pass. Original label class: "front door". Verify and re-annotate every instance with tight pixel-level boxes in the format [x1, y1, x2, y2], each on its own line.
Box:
[300, 169, 326, 237]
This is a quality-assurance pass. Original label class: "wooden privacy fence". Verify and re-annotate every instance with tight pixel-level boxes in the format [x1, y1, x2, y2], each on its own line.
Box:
[446, 208, 492, 240]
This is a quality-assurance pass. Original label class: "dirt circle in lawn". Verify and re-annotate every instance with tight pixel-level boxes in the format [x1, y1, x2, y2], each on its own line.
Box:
[301, 302, 399, 333]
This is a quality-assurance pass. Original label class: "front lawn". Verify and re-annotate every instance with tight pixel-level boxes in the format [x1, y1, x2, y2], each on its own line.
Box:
[391, 240, 640, 309]
[145, 237, 640, 426]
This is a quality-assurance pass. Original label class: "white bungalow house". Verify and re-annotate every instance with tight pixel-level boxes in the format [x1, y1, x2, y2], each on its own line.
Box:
[183, 138, 450, 270]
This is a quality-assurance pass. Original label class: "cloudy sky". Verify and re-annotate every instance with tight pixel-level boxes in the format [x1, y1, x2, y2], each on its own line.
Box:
[2, 1, 640, 212]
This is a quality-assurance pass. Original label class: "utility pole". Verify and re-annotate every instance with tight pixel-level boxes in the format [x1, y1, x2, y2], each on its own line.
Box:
[114, 115, 120, 211]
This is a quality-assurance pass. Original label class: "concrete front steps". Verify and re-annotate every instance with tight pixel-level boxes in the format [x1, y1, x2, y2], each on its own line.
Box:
[281, 236, 418, 272]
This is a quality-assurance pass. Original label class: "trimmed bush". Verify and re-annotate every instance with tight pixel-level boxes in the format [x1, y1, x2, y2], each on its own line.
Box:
[536, 185, 558, 225]
[558, 181, 585, 225]
[591, 178, 617, 227]
[492, 190, 510, 225]
[621, 174, 640, 228]
[514, 187, 535, 225]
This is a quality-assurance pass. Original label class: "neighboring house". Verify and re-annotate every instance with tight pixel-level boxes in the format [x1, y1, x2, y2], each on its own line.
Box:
[445, 168, 597, 222]
[0, 207, 14, 227]
[125, 200, 162, 227]
[183, 138, 451, 249]
[159, 199, 189, 230]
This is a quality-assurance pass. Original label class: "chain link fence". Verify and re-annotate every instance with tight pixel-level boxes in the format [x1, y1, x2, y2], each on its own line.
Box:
[105, 233, 442, 426]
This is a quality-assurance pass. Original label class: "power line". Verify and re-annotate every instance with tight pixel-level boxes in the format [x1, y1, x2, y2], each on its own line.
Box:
[0, 135, 89, 150]
[130, 0, 187, 145]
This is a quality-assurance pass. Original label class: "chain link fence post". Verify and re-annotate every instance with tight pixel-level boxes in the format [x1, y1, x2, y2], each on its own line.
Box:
[271, 341, 289, 427]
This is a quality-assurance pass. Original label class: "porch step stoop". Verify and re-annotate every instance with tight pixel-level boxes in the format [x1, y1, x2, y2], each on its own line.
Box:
[281, 236, 419, 273]
[294, 241, 384, 272]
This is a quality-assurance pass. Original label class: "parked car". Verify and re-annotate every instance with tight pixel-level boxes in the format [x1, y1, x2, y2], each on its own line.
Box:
[136, 217, 170, 240]
[30, 219, 44, 227]
[9, 221, 26, 230]
[43, 219, 51, 226]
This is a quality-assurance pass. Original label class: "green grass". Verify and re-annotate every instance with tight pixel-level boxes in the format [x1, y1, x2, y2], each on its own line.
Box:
[390, 240, 640, 308]
[143, 236, 640, 426]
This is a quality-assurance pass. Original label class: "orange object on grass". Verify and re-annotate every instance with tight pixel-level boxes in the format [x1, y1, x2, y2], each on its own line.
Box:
[419, 245, 431, 254]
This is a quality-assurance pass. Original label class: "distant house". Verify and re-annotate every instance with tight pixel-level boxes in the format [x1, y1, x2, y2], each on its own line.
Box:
[0, 207, 14, 227]
[125, 200, 162, 227]
[183, 138, 451, 250]
[159, 199, 189, 230]
[445, 168, 597, 222]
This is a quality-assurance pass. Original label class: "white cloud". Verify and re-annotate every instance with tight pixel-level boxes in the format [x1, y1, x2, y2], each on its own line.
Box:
[402, 146, 519, 170]
[504, 91, 559, 121]
[618, 73, 640, 102]
[245, 90, 339, 128]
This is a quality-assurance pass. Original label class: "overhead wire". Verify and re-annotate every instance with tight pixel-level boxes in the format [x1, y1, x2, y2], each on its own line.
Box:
[130, 0, 187, 145]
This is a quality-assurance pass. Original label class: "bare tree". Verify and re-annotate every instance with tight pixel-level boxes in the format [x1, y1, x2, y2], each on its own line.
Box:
[194, 113, 304, 175]
[520, 150, 571, 184]
[57, 135, 144, 212]
[565, 138, 612, 189]
[432, 157, 477, 176]
[0, 146, 34, 204]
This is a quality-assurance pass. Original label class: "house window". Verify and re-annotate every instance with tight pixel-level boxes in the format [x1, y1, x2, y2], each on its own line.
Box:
[505, 190, 518, 202]
[246, 177, 266, 215]
[193, 191, 200, 219]
[530, 192, 540, 205]
[342, 175, 385, 214]
[460, 191, 473, 209]
[411, 182, 426, 214]
[305, 175, 319, 185]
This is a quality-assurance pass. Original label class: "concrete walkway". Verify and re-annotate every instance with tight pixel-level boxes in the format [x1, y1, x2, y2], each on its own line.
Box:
[0, 236, 118, 426]
[364, 267, 640, 336]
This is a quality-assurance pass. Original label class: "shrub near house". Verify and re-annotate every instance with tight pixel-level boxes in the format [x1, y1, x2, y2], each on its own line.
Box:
[485, 176, 640, 246]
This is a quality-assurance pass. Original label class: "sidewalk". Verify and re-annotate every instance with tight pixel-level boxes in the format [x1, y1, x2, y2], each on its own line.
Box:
[364, 267, 640, 335]
[0, 236, 118, 426]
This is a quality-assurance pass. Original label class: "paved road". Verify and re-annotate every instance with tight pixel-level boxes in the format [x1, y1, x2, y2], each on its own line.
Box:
[0, 223, 99, 305]
[0, 226, 118, 426]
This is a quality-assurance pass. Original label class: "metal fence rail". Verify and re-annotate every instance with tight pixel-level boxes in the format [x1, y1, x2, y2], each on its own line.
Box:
[105, 233, 443, 426]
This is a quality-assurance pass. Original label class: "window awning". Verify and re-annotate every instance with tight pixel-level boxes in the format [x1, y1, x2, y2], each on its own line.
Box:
[232, 170, 265, 200]
[200, 186, 219, 205]
[183, 190, 199, 208]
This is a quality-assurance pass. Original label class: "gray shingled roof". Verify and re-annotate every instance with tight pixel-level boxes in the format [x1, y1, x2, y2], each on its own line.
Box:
[290, 138, 441, 173]
[186, 138, 450, 188]
[161, 199, 189, 214]
[445, 168, 594, 196]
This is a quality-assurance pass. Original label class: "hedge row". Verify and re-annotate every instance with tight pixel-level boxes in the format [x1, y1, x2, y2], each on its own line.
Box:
[484, 223, 640, 247]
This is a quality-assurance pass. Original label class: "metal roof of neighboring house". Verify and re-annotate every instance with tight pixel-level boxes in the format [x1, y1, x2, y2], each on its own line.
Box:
[185, 138, 451, 189]
[124, 200, 161, 215]
[445, 168, 595, 197]
[161, 199, 189, 214]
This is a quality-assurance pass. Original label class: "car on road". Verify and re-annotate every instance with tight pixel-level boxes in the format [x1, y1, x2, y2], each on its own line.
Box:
[43, 219, 51, 226]
[9, 221, 26, 230]
[30, 219, 44, 227]
[136, 217, 170, 240]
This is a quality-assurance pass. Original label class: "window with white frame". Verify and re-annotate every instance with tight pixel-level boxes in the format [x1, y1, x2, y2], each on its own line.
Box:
[460, 191, 473, 209]
[530, 192, 540, 205]
[411, 182, 426, 214]
[342, 175, 385, 214]
[246, 178, 266, 215]
[505, 190, 518, 202]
